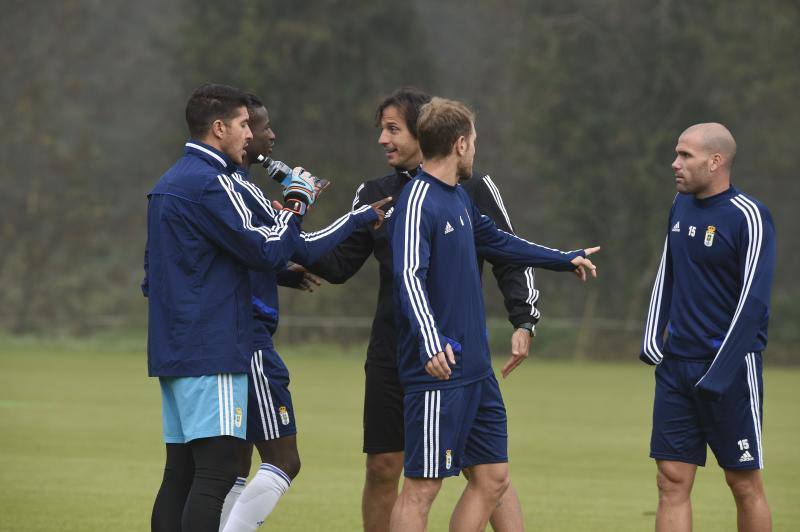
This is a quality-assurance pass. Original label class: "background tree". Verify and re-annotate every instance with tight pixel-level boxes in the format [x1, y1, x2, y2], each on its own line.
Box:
[2, 0, 797, 360]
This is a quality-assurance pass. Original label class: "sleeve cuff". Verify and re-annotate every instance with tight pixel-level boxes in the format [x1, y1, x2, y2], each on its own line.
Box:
[351, 205, 378, 225]
[512, 314, 540, 329]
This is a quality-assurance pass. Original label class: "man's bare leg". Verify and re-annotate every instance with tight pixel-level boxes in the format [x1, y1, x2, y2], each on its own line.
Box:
[655, 460, 697, 532]
[489, 483, 524, 532]
[389, 477, 442, 532]
[724, 469, 771, 532]
[363, 451, 404, 532]
[450, 463, 511, 532]
[462, 467, 524, 531]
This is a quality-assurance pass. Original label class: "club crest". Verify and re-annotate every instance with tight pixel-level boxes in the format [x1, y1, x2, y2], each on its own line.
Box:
[704, 226, 716, 247]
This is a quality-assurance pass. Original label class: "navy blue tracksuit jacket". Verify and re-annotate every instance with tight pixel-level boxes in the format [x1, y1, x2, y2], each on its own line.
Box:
[640, 186, 776, 399]
[143, 141, 304, 377]
[390, 171, 584, 393]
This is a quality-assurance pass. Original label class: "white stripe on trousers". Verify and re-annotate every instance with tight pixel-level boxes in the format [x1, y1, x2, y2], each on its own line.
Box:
[228, 374, 234, 436]
[218, 374, 225, 435]
[223, 374, 230, 435]
[434, 391, 440, 475]
[216, 374, 236, 436]
[745, 353, 764, 468]
[423, 392, 429, 476]
[252, 350, 281, 440]
[251, 352, 273, 439]
[219, 373, 231, 436]
[259, 353, 281, 439]
[423, 391, 441, 478]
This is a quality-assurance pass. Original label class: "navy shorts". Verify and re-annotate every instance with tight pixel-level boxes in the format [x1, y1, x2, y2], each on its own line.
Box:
[651, 352, 764, 470]
[247, 347, 296, 442]
[404, 375, 508, 479]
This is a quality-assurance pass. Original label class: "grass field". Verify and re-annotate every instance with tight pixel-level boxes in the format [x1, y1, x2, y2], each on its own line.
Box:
[1, 336, 798, 531]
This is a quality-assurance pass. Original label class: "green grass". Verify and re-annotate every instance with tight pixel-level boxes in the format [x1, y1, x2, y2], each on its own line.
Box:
[1, 338, 798, 531]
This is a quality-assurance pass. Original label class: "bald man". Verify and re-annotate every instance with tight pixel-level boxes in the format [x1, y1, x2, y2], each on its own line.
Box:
[640, 123, 775, 531]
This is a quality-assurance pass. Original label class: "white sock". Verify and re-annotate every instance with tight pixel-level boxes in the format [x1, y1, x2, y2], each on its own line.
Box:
[221, 464, 291, 532]
[219, 476, 248, 531]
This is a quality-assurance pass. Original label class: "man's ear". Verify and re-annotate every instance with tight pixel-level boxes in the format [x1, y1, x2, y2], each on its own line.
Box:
[709, 153, 723, 172]
[210, 119, 225, 140]
[455, 135, 467, 156]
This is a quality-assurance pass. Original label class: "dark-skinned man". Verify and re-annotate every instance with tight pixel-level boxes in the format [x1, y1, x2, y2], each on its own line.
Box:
[219, 93, 390, 532]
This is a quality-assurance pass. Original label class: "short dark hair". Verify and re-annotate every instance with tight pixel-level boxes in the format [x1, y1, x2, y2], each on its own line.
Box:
[244, 92, 264, 111]
[185, 83, 249, 138]
[243, 93, 268, 128]
[417, 97, 475, 159]
[375, 86, 432, 139]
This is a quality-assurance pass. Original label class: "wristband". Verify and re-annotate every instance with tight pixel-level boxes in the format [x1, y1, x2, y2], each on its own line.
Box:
[282, 199, 307, 217]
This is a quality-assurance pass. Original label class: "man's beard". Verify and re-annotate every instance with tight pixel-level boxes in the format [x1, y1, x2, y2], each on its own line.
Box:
[456, 159, 473, 180]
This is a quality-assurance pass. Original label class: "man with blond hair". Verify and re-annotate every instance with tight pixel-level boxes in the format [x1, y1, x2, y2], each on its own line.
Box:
[389, 97, 600, 531]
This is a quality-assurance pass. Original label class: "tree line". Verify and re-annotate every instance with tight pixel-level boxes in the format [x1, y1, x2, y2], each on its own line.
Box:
[2, 0, 797, 360]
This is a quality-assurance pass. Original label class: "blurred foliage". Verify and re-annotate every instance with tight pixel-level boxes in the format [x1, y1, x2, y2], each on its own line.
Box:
[2, 0, 798, 359]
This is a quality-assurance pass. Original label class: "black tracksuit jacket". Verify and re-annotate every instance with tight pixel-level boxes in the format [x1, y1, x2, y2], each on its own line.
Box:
[308, 168, 540, 368]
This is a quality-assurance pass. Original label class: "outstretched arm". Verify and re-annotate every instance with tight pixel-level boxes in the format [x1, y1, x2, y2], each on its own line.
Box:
[305, 184, 381, 283]
[470, 199, 598, 278]
[292, 198, 389, 266]
[227, 173, 386, 279]
[195, 174, 302, 271]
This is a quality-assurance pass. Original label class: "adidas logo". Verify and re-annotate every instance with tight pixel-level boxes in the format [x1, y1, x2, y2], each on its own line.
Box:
[385, 206, 394, 219]
[739, 451, 754, 463]
[672, 221, 681, 232]
[444, 221, 454, 235]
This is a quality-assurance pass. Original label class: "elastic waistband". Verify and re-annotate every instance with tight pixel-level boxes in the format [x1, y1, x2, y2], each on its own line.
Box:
[402, 369, 494, 394]
[664, 351, 761, 362]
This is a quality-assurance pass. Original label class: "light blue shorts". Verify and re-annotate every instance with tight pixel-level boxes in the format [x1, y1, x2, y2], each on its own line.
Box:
[160, 373, 248, 443]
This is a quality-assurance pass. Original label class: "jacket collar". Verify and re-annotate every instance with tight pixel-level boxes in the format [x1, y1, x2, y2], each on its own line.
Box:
[234, 164, 250, 178]
[419, 169, 458, 190]
[184, 140, 234, 172]
[395, 164, 421, 181]
[691, 185, 737, 208]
